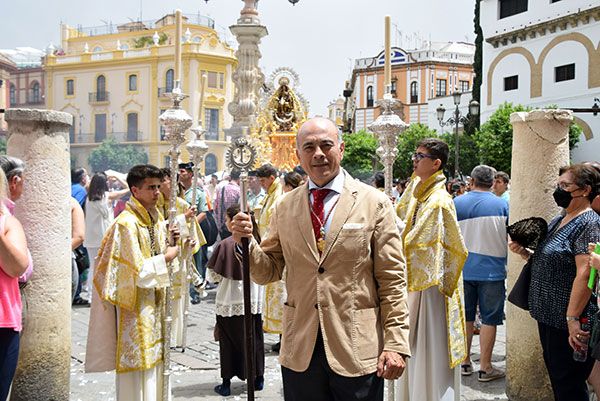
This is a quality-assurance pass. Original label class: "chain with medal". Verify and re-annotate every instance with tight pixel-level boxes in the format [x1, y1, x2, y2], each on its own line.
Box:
[310, 194, 340, 253]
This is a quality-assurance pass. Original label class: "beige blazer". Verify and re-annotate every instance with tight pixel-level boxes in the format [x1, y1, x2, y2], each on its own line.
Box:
[250, 172, 410, 377]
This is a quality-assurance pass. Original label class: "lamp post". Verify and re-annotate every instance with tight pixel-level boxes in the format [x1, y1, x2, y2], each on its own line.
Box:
[436, 92, 479, 178]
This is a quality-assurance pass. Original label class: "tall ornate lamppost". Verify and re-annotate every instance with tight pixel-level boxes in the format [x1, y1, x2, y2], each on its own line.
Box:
[436, 92, 480, 178]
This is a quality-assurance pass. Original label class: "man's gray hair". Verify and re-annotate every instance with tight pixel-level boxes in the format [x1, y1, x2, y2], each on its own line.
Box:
[0, 156, 25, 180]
[470, 165, 496, 189]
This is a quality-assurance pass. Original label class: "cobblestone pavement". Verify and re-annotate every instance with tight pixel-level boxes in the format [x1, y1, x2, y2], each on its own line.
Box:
[71, 289, 507, 400]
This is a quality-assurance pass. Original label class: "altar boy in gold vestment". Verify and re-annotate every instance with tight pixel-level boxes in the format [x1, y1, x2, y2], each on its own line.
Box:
[395, 139, 468, 401]
[255, 164, 284, 336]
[85, 165, 181, 401]
[157, 168, 205, 347]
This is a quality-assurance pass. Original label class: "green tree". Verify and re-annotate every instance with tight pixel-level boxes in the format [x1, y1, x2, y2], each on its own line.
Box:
[133, 32, 167, 48]
[441, 130, 480, 178]
[471, 0, 483, 132]
[394, 123, 438, 179]
[474, 102, 528, 174]
[341, 130, 379, 181]
[474, 102, 582, 175]
[0, 138, 6, 155]
[88, 137, 148, 173]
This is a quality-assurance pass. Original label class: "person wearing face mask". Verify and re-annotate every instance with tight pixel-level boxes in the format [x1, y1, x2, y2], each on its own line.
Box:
[509, 163, 600, 401]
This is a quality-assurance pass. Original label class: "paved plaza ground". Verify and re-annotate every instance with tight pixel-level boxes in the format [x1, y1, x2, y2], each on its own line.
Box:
[70, 290, 507, 401]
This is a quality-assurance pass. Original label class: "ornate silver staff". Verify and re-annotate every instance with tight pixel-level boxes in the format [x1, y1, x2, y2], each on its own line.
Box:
[225, 135, 257, 401]
[368, 91, 408, 197]
[158, 83, 193, 400]
[180, 123, 209, 352]
[368, 88, 408, 401]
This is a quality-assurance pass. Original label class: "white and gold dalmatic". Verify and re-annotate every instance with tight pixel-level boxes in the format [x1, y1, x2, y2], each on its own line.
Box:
[395, 170, 468, 401]
[86, 197, 173, 401]
[157, 193, 205, 347]
[257, 177, 284, 334]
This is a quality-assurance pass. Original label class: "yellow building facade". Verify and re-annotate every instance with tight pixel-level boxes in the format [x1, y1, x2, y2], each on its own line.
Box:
[44, 13, 237, 174]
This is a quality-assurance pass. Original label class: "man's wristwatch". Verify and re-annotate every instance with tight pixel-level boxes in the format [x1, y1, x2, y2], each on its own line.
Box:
[566, 316, 580, 322]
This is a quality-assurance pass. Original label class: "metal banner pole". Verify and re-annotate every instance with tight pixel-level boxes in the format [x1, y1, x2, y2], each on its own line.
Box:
[158, 82, 193, 400]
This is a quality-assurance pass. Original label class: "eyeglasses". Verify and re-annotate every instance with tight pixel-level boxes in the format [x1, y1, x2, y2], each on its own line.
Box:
[557, 181, 575, 191]
[412, 152, 437, 162]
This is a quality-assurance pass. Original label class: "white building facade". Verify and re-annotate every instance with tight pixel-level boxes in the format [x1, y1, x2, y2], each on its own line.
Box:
[480, 0, 600, 162]
[349, 42, 475, 132]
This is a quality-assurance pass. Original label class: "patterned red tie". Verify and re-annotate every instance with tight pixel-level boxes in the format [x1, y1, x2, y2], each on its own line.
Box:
[310, 188, 331, 250]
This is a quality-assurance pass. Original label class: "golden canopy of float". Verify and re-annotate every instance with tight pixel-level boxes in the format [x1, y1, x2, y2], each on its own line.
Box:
[249, 67, 309, 171]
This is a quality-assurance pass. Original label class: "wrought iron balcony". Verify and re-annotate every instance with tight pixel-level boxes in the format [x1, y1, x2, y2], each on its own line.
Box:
[157, 87, 174, 97]
[88, 91, 110, 103]
[70, 131, 143, 144]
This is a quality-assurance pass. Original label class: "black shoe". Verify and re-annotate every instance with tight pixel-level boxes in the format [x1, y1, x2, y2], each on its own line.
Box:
[214, 380, 231, 396]
[272, 341, 281, 353]
[190, 296, 201, 305]
[72, 297, 90, 307]
[254, 375, 264, 391]
[205, 282, 218, 290]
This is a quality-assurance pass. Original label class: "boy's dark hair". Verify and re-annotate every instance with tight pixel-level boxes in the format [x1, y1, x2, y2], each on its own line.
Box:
[71, 168, 86, 184]
[373, 171, 385, 189]
[495, 171, 510, 184]
[256, 164, 278, 178]
[230, 169, 241, 181]
[293, 165, 306, 176]
[226, 205, 241, 220]
[127, 164, 163, 189]
[160, 167, 171, 179]
[416, 138, 449, 171]
[225, 204, 261, 243]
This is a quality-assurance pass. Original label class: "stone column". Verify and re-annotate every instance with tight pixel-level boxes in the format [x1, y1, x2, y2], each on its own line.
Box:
[225, 0, 268, 138]
[506, 109, 572, 401]
[5, 109, 72, 401]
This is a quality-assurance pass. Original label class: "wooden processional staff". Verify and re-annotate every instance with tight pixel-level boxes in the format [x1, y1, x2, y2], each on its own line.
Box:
[225, 135, 258, 400]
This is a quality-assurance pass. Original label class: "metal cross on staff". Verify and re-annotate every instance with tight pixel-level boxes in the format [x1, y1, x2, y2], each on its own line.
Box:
[225, 134, 257, 400]
[158, 83, 193, 401]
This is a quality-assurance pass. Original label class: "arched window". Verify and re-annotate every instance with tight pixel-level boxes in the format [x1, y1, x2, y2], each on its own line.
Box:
[366, 86, 374, 107]
[93, 46, 103, 53]
[9, 84, 16, 106]
[165, 69, 174, 93]
[205, 154, 217, 175]
[96, 75, 106, 101]
[31, 81, 40, 103]
[410, 82, 418, 103]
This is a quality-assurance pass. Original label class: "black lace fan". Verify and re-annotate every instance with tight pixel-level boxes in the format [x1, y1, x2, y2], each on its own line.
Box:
[507, 217, 548, 251]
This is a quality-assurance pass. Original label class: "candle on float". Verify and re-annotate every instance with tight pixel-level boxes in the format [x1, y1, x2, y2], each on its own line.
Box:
[384, 15, 391, 90]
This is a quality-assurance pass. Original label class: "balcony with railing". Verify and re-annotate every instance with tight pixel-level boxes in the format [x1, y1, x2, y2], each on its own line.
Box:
[88, 91, 110, 104]
[70, 131, 143, 144]
[72, 14, 215, 38]
[157, 87, 173, 97]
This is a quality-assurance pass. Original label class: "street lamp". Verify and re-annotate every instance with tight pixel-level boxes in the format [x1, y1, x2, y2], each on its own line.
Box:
[436, 91, 479, 178]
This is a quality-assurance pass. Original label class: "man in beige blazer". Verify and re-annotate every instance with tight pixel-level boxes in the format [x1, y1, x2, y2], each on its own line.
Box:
[231, 117, 410, 401]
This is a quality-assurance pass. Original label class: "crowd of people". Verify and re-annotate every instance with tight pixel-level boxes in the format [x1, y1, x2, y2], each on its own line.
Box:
[2, 116, 600, 401]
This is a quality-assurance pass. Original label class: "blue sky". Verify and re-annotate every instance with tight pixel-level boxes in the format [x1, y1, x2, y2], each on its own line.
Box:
[2, 0, 477, 116]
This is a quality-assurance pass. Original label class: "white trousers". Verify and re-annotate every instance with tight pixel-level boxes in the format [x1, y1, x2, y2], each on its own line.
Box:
[116, 362, 171, 401]
[394, 287, 459, 401]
